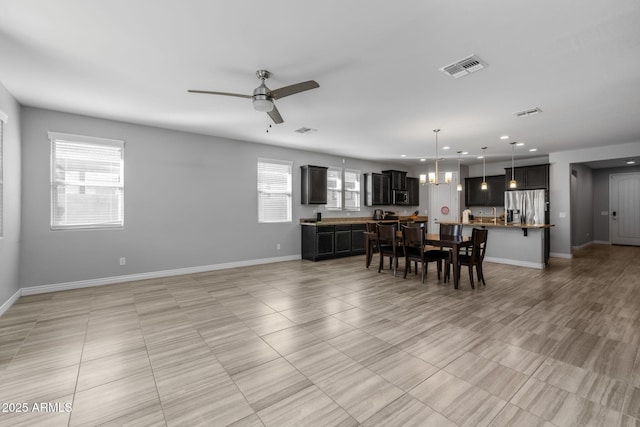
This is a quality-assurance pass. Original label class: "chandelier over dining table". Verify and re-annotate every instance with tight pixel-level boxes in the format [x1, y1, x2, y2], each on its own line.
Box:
[419, 129, 452, 186]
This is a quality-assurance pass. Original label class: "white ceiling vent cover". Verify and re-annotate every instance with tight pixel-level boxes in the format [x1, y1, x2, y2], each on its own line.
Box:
[514, 107, 542, 118]
[440, 55, 487, 78]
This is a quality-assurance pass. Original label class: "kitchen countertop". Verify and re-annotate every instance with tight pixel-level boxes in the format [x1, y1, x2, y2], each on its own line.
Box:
[438, 220, 554, 229]
[300, 216, 429, 226]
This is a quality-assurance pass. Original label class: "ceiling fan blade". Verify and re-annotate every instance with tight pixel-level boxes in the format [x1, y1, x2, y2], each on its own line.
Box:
[188, 90, 252, 99]
[268, 80, 319, 100]
[267, 105, 284, 124]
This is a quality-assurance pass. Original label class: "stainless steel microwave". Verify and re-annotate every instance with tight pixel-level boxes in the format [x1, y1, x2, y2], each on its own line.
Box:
[393, 190, 409, 205]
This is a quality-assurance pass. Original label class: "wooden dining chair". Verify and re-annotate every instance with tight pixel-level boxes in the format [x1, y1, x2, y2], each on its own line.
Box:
[427, 223, 462, 282]
[376, 223, 402, 276]
[402, 221, 426, 272]
[365, 222, 380, 268]
[401, 225, 442, 284]
[456, 228, 489, 288]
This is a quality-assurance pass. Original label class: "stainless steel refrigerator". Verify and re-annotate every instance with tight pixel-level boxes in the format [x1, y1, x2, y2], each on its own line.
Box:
[505, 188, 550, 263]
[504, 189, 548, 225]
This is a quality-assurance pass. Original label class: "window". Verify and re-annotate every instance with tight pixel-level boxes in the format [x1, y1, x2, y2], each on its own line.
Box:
[344, 169, 361, 211]
[257, 158, 292, 223]
[0, 111, 6, 237]
[326, 167, 342, 210]
[49, 132, 124, 230]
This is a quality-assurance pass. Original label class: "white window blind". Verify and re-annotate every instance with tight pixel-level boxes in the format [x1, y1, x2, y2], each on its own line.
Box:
[0, 113, 5, 237]
[326, 167, 342, 210]
[344, 169, 361, 211]
[50, 132, 124, 230]
[257, 158, 292, 223]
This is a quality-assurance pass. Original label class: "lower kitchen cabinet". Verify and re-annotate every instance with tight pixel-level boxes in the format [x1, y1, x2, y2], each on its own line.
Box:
[351, 224, 366, 254]
[316, 226, 335, 257]
[335, 225, 352, 254]
[302, 223, 367, 261]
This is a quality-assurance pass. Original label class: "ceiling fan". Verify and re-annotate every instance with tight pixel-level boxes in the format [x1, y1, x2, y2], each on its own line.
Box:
[188, 70, 319, 124]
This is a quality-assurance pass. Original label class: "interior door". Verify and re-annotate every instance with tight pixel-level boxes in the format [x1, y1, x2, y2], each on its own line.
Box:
[428, 173, 460, 233]
[610, 172, 640, 246]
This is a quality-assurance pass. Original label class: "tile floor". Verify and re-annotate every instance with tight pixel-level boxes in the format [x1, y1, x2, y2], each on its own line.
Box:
[1, 243, 640, 426]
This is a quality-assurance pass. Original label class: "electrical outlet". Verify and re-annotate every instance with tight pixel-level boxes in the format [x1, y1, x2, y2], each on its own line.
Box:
[119, 257, 126, 266]
[276, 243, 281, 250]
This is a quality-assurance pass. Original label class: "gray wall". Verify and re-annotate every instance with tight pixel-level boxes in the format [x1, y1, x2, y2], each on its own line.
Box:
[549, 142, 640, 256]
[0, 82, 22, 307]
[592, 165, 640, 242]
[19, 107, 419, 289]
[570, 164, 594, 247]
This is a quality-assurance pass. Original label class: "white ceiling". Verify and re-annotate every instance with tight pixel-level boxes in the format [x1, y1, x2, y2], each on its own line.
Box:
[1, 0, 639, 167]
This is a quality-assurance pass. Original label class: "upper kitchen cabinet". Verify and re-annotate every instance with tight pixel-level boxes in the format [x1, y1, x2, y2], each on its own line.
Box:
[504, 164, 549, 190]
[365, 172, 390, 206]
[301, 165, 328, 204]
[464, 175, 505, 207]
[406, 177, 420, 206]
[381, 170, 407, 190]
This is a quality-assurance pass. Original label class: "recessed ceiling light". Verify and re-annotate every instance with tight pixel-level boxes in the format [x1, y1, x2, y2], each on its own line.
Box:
[461, 151, 469, 155]
[500, 135, 509, 140]
[516, 142, 525, 146]
[400, 154, 407, 158]
[627, 160, 636, 165]
[477, 155, 484, 159]
[443, 146, 451, 150]
[420, 158, 426, 162]
[529, 148, 537, 152]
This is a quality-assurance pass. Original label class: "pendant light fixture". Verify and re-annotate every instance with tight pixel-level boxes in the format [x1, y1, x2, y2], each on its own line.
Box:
[456, 151, 462, 192]
[480, 147, 488, 190]
[425, 129, 453, 185]
[428, 129, 441, 184]
[509, 141, 517, 189]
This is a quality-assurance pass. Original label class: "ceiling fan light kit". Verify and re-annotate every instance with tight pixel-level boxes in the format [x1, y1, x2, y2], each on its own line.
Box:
[252, 97, 274, 112]
[188, 69, 319, 124]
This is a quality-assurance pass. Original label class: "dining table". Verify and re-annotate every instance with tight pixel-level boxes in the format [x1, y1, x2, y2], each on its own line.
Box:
[364, 231, 473, 290]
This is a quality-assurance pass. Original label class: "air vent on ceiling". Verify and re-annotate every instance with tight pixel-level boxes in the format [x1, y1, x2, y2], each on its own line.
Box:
[295, 127, 317, 134]
[440, 54, 487, 78]
[514, 107, 542, 118]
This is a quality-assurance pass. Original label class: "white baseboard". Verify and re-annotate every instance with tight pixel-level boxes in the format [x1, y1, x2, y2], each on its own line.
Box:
[550, 252, 573, 259]
[571, 241, 594, 250]
[0, 288, 22, 316]
[484, 256, 545, 270]
[20, 254, 302, 296]
[592, 240, 611, 245]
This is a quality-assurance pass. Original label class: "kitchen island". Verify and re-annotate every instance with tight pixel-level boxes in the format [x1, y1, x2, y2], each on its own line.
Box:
[438, 220, 554, 269]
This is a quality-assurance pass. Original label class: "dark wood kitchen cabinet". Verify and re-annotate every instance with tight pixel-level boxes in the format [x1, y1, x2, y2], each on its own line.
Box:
[465, 175, 505, 207]
[301, 165, 328, 204]
[406, 177, 420, 206]
[302, 223, 366, 261]
[350, 224, 366, 254]
[504, 164, 549, 190]
[365, 173, 390, 206]
[334, 225, 352, 254]
[381, 170, 407, 190]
